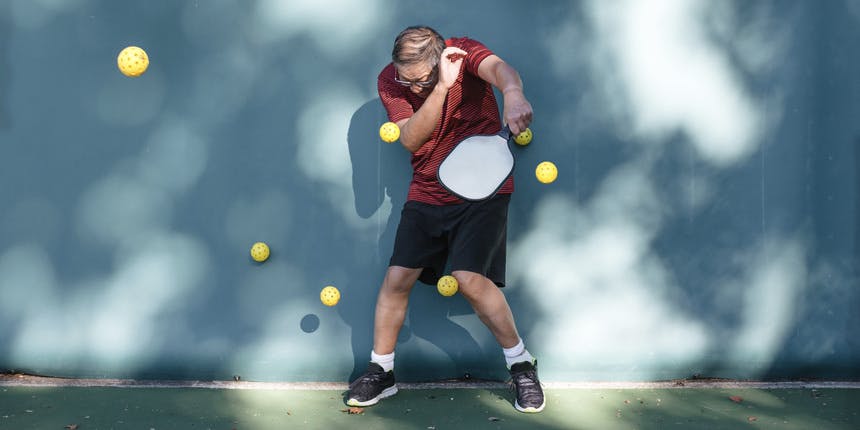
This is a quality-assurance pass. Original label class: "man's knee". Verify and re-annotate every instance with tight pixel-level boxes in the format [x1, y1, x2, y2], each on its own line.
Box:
[383, 266, 421, 294]
[451, 270, 492, 299]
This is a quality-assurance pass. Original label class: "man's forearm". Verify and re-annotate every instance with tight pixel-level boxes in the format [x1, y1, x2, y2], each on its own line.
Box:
[399, 86, 449, 153]
[494, 62, 524, 95]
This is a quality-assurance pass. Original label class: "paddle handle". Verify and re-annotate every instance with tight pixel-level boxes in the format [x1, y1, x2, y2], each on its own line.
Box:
[499, 125, 513, 140]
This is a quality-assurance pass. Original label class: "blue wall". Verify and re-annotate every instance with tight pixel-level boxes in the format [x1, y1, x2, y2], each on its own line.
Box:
[1, 0, 858, 382]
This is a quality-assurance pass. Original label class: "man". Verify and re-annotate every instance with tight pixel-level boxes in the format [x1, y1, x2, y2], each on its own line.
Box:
[347, 26, 544, 413]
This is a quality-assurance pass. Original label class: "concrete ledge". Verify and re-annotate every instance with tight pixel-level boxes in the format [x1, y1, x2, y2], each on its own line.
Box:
[2, 373, 858, 390]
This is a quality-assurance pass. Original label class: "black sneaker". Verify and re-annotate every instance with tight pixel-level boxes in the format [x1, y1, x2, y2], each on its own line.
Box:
[509, 360, 545, 413]
[346, 362, 398, 407]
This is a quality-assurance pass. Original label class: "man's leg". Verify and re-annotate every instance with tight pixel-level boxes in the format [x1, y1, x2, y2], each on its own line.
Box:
[373, 265, 423, 354]
[347, 265, 421, 407]
[453, 269, 546, 413]
[451, 270, 519, 348]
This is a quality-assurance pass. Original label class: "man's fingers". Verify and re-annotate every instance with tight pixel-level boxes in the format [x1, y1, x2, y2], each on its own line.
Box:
[447, 53, 466, 62]
[443, 47, 468, 62]
[507, 115, 531, 136]
[509, 120, 524, 136]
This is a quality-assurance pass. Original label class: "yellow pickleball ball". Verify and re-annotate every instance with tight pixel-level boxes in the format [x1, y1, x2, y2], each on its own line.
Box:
[379, 122, 400, 143]
[250, 242, 270, 262]
[320, 286, 341, 306]
[117, 46, 149, 77]
[535, 161, 558, 184]
[514, 128, 533, 146]
[437, 275, 459, 297]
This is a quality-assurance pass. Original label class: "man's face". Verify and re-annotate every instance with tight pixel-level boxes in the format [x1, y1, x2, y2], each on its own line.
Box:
[394, 62, 438, 97]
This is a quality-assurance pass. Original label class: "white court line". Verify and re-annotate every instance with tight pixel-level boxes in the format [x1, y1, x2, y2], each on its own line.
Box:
[1, 375, 858, 390]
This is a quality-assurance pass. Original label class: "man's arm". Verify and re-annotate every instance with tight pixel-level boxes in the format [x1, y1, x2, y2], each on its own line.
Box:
[395, 85, 446, 153]
[397, 47, 468, 153]
[476, 55, 533, 135]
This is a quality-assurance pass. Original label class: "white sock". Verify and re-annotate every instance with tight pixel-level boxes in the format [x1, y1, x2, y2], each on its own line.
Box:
[503, 339, 535, 368]
[371, 350, 395, 373]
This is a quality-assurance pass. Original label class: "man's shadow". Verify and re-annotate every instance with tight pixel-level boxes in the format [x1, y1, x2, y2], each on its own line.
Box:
[344, 98, 487, 382]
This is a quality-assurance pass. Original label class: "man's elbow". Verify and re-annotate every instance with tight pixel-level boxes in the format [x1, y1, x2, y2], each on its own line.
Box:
[400, 139, 420, 153]
[398, 122, 422, 153]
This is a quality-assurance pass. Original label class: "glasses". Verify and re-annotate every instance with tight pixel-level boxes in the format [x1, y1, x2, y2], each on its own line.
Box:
[394, 67, 437, 88]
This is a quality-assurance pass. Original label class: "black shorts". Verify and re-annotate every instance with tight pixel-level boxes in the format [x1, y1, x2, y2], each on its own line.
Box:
[389, 194, 510, 288]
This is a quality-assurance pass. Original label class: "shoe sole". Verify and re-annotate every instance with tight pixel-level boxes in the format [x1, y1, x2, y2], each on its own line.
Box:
[346, 385, 398, 407]
[515, 400, 546, 413]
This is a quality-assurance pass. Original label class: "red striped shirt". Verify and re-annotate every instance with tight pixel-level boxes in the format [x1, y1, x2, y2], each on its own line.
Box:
[378, 37, 514, 205]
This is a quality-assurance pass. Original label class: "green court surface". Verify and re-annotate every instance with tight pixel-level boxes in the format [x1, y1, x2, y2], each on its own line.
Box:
[1, 380, 858, 430]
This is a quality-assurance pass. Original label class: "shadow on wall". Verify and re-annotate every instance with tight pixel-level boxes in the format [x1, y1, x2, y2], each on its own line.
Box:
[345, 98, 506, 382]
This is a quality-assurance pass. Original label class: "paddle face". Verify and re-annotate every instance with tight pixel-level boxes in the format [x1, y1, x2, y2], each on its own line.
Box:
[437, 128, 514, 201]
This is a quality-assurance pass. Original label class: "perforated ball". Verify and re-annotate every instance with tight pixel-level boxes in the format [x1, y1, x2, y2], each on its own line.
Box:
[320, 286, 341, 306]
[379, 122, 400, 143]
[514, 128, 533, 146]
[535, 161, 558, 184]
[437, 275, 459, 297]
[250, 242, 270, 262]
[117, 46, 149, 77]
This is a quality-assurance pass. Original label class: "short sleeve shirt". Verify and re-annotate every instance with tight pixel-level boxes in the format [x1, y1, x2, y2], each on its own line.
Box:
[378, 37, 514, 205]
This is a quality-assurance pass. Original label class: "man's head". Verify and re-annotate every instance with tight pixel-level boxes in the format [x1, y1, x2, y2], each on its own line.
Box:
[392, 26, 446, 95]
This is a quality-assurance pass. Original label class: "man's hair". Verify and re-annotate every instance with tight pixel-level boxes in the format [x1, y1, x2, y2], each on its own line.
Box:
[392, 26, 446, 68]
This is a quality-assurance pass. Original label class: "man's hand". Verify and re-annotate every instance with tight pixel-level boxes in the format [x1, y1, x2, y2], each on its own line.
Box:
[475, 55, 533, 135]
[436, 47, 468, 91]
[502, 88, 533, 135]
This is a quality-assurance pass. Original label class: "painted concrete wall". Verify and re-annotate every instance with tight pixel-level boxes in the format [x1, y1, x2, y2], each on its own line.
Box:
[1, 0, 858, 382]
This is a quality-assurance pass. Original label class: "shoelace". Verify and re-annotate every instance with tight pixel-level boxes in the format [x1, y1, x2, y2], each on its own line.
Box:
[510, 370, 543, 402]
[349, 370, 386, 390]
